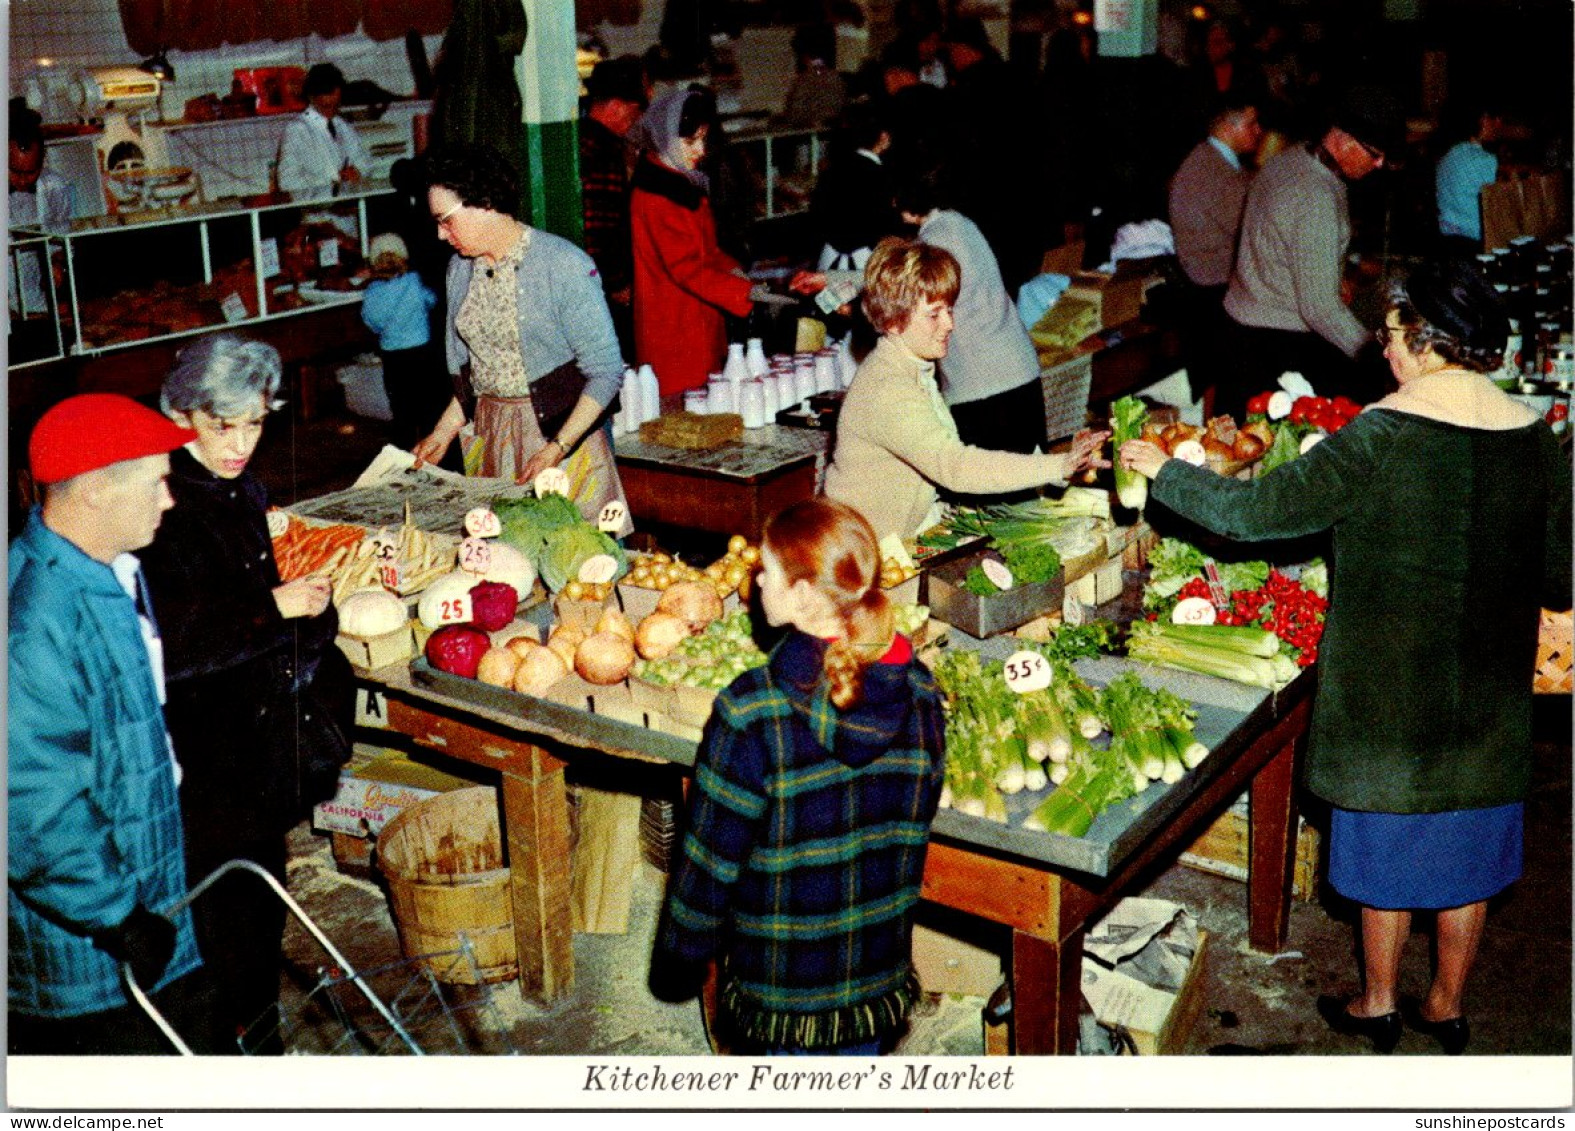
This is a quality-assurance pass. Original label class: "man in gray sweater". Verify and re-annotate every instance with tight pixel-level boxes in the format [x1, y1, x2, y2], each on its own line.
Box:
[1217, 84, 1405, 420]
[1168, 91, 1263, 408]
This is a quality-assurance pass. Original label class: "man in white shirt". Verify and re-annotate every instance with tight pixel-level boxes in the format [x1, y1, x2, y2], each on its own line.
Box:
[276, 64, 372, 200]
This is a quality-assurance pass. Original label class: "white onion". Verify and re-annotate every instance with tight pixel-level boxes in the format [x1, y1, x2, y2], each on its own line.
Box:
[575, 632, 636, 685]
[634, 611, 692, 660]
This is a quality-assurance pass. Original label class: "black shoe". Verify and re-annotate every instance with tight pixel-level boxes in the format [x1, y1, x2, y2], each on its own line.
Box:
[1401, 995, 1470, 1055]
[1316, 994, 1403, 1053]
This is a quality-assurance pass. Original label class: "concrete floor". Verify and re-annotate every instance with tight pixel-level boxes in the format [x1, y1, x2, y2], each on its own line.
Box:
[258, 402, 1573, 1063]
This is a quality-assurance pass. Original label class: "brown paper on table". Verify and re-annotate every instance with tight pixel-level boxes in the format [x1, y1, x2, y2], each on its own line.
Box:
[571, 786, 643, 935]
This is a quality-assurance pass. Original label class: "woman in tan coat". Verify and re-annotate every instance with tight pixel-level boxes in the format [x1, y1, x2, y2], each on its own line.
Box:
[823, 238, 1108, 543]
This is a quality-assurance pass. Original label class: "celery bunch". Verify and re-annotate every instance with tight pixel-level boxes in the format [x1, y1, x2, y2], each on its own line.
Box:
[1127, 619, 1299, 690]
[1110, 395, 1150, 510]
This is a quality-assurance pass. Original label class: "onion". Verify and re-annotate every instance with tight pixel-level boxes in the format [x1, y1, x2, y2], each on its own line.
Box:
[657, 580, 724, 632]
[513, 645, 568, 697]
[595, 607, 635, 643]
[476, 647, 523, 688]
[546, 624, 585, 668]
[635, 611, 692, 660]
[575, 631, 636, 685]
[504, 630, 542, 656]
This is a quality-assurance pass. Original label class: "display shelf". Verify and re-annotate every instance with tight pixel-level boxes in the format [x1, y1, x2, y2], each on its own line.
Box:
[14, 185, 396, 365]
[725, 124, 830, 220]
[7, 230, 68, 369]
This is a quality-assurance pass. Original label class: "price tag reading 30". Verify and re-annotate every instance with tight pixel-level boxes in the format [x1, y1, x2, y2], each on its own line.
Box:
[597, 500, 627, 533]
[1003, 650, 1052, 694]
[459, 537, 494, 575]
[534, 467, 571, 498]
[464, 507, 501, 539]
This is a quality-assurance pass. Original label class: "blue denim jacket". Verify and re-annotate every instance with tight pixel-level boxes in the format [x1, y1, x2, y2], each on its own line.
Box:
[8, 509, 202, 1017]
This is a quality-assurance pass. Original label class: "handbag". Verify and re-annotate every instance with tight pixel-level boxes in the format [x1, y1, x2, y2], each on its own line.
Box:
[453, 359, 587, 442]
[528, 359, 589, 440]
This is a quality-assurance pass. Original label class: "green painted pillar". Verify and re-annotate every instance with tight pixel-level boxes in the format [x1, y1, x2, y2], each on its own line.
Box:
[518, 0, 583, 243]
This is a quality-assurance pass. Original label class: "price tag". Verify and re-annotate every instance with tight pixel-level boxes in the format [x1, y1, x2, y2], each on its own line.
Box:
[435, 592, 473, 625]
[597, 500, 628, 533]
[459, 537, 493, 575]
[265, 511, 290, 539]
[318, 239, 340, 268]
[258, 238, 281, 279]
[1003, 650, 1053, 694]
[1299, 432, 1326, 455]
[981, 559, 1014, 591]
[220, 292, 249, 323]
[1172, 596, 1218, 626]
[1172, 438, 1207, 466]
[464, 507, 502, 539]
[1062, 590, 1087, 626]
[370, 534, 403, 593]
[534, 467, 571, 498]
[578, 554, 619, 585]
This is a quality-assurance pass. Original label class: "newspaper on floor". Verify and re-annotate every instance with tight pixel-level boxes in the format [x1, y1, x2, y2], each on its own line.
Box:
[1080, 897, 1200, 1039]
[287, 445, 532, 534]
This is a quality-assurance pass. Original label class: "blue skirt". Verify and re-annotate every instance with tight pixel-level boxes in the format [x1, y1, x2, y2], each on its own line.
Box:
[1327, 802, 1524, 910]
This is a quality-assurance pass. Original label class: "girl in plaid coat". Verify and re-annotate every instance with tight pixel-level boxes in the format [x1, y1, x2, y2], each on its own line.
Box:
[653, 499, 946, 1054]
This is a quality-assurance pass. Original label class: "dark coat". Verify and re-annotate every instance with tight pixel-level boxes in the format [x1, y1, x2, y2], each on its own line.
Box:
[809, 149, 898, 262]
[138, 448, 352, 844]
[1152, 409, 1572, 814]
[653, 630, 946, 1050]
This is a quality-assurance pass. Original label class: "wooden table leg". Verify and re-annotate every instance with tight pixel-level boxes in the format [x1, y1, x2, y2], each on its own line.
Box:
[1008, 926, 1084, 1055]
[1247, 734, 1300, 953]
[499, 743, 576, 1005]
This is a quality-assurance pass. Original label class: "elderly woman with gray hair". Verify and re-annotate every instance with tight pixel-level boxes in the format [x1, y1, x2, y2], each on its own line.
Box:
[138, 333, 354, 1053]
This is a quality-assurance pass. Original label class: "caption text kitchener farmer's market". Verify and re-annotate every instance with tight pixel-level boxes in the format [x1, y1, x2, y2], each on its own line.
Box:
[583, 1062, 1014, 1095]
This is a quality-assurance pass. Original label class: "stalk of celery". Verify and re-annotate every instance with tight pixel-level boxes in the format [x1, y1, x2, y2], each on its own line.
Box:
[1127, 620, 1282, 688]
[1137, 620, 1282, 657]
[1111, 395, 1149, 510]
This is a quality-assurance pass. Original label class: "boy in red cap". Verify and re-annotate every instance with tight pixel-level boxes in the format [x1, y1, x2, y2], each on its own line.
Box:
[9, 394, 224, 1054]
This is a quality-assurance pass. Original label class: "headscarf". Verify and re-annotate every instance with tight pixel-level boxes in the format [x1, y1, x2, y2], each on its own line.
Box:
[640, 89, 709, 190]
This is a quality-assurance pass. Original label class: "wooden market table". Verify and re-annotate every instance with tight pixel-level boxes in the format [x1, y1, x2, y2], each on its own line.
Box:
[358, 650, 1311, 1055]
[613, 424, 827, 542]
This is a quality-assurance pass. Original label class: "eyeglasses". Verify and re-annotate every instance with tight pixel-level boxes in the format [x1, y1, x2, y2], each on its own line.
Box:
[432, 201, 465, 229]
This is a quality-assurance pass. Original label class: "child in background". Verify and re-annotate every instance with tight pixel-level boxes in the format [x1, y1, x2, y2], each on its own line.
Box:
[360, 232, 439, 453]
[651, 498, 946, 1055]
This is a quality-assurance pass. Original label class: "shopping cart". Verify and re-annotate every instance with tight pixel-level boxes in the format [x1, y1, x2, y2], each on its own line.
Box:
[127, 859, 521, 1056]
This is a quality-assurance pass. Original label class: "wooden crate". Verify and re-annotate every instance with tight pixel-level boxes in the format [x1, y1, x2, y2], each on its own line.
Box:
[1180, 809, 1320, 901]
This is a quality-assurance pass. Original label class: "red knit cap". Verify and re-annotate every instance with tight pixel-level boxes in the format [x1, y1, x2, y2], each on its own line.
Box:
[30, 394, 197, 484]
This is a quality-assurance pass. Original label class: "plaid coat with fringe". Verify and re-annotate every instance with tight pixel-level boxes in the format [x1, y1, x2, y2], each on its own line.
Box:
[654, 630, 946, 1051]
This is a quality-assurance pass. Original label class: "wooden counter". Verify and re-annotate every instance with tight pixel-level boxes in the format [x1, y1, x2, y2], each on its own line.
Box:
[359, 652, 1309, 1055]
[613, 425, 827, 541]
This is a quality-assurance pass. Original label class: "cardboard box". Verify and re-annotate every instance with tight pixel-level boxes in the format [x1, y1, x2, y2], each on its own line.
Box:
[1081, 929, 1210, 1056]
[1041, 241, 1086, 277]
[312, 749, 475, 838]
[1066, 270, 1146, 330]
[1042, 353, 1094, 443]
[912, 924, 1002, 997]
[336, 624, 416, 673]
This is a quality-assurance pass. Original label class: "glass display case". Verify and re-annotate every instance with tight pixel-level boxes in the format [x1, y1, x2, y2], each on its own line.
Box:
[726, 124, 831, 220]
[10, 184, 399, 366]
[7, 230, 68, 369]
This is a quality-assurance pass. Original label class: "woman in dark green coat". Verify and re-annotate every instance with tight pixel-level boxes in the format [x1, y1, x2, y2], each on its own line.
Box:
[1121, 259, 1571, 1055]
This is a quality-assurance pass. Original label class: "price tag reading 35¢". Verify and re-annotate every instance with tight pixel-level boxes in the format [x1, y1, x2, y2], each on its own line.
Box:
[597, 500, 627, 533]
[1003, 650, 1053, 694]
[534, 467, 571, 498]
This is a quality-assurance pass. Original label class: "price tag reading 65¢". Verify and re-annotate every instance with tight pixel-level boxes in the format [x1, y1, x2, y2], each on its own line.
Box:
[1003, 650, 1052, 694]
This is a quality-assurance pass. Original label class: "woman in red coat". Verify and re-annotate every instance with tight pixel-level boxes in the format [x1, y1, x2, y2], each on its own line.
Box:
[631, 89, 756, 398]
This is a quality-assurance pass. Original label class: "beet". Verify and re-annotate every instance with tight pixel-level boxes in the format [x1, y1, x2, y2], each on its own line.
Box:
[467, 580, 520, 632]
[425, 625, 492, 679]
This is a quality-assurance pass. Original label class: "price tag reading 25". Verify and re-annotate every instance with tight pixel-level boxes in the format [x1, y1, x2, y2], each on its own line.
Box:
[459, 537, 494, 575]
[1003, 650, 1052, 694]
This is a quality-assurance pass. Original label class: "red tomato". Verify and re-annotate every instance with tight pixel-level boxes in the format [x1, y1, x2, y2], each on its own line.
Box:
[1332, 395, 1362, 419]
[1246, 392, 1274, 416]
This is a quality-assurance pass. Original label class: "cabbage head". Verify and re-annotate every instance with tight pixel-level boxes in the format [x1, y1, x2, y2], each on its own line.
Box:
[539, 525, 628, 592]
